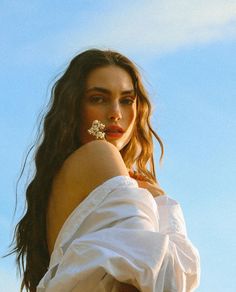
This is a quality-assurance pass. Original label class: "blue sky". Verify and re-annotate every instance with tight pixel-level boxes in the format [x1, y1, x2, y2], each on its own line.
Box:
[1, 1, 236, 291]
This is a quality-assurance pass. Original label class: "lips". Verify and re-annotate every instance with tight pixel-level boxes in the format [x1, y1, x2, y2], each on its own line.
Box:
[105, 125, 124, 133]
[105, 125, 124, 139]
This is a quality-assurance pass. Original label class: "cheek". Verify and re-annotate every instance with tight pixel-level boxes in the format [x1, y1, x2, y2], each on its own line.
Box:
[81, 106, 104, 125]
[79, 106, 105, 144]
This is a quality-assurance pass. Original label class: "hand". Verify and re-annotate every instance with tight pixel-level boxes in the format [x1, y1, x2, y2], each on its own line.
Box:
[128, 171, 164, 197]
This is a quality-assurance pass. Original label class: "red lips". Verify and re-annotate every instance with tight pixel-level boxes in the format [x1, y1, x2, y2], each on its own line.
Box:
[105, 125, 125, 133]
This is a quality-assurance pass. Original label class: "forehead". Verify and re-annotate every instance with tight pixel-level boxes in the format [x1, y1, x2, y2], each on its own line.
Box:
[85, 65, 134, 90]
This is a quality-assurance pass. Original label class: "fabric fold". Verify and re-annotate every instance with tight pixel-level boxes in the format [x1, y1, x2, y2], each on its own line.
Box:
[37, 175, 200, 292]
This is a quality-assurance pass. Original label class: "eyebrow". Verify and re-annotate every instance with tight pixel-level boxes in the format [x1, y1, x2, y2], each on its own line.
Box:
[85, 86, 136, 96]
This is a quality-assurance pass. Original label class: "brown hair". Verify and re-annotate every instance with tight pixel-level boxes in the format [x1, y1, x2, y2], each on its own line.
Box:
[11, 48, 165, 291]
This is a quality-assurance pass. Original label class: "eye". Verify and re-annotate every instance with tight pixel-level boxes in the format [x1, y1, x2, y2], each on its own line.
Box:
[90, 96, 105, 103]
[121, 98, 135, 105]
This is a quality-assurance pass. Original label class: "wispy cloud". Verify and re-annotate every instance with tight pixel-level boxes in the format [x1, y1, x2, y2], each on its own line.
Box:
[84, 0, 236, 54]
[3, 0, 236, 66]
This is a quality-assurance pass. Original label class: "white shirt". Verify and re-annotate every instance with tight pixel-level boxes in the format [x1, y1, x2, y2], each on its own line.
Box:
[37, 176, 200, 292]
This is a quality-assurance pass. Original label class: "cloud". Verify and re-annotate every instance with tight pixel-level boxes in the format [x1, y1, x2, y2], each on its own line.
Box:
[5, 0, 236, 66]
[88, 0, 236, 52]
[81, 0, 236, 55]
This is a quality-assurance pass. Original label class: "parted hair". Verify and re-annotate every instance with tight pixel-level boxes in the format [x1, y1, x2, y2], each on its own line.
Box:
[11, 48, 165, 291]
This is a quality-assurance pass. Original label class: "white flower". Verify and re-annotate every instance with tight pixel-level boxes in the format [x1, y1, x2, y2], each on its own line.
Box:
[88, 120, 106, 140]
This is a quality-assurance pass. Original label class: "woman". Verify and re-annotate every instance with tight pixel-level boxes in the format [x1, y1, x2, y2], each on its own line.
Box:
[12, 49, 200, 291]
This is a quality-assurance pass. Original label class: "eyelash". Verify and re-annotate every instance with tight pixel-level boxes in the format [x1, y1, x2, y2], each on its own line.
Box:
[90, 96, 135, 105]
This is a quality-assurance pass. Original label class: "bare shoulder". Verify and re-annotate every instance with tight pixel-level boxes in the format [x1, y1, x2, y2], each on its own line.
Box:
[47, 140, 128, 254]
[63, 140, 128, 186]
[52, 140, 128, 208]
[65, 140, 120, 170]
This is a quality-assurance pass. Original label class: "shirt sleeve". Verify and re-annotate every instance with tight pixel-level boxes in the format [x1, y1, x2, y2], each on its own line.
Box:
[37, 176, 200, 292]
[154, 195, 201, 291]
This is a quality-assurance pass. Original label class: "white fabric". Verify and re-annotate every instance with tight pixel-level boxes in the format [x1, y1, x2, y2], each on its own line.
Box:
[37, 175, 200, 292]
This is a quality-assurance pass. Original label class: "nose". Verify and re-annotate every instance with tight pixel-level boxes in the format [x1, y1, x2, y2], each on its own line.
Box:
[108, 102, 122, 121]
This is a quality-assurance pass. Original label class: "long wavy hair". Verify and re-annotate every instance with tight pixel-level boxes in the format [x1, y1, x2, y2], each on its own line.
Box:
[10, 48, 165, 291]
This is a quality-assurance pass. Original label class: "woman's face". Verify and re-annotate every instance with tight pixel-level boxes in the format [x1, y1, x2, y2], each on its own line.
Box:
[78, 65, 137, 151]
